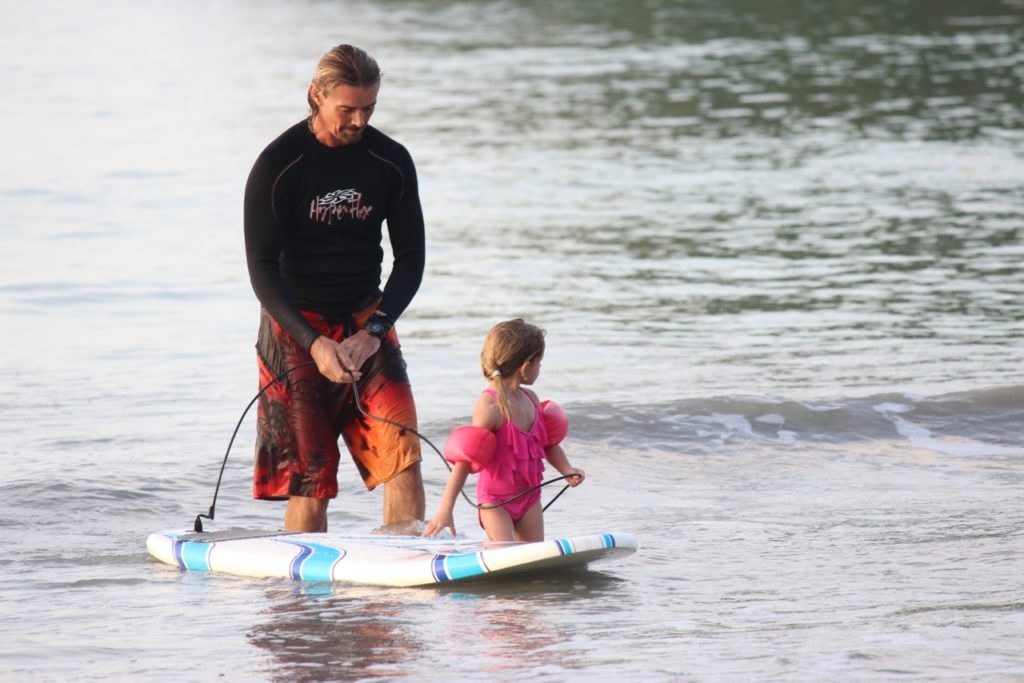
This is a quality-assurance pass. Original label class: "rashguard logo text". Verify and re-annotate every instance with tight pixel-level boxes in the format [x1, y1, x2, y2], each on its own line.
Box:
[310, 188, 373, 223]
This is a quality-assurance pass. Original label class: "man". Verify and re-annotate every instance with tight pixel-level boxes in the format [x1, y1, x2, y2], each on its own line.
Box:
[243, 44, 425, 533]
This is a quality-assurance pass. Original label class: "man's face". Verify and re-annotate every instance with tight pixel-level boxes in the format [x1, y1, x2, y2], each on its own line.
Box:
[311, 82, 380, 146]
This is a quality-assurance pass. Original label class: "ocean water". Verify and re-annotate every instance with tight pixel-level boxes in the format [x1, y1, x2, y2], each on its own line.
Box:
[2, 0, 1023, 680]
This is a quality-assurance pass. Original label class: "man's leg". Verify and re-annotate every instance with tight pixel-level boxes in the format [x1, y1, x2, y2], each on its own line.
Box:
[382, 462, 425, 526]
[255, 309, 344, 533]
[284, 496, 330, 532]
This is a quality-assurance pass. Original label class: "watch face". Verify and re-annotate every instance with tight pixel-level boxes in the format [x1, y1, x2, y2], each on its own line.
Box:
[366, 318, 387, 337]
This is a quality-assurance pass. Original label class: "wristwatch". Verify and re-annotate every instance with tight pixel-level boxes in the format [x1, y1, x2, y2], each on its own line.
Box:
[362, 313, 393, 339]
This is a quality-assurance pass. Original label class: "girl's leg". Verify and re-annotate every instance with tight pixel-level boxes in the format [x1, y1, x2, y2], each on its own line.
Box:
[513, 502, 544, 543]
[475, 509, 516, 540]
[479, 506, 517, 542]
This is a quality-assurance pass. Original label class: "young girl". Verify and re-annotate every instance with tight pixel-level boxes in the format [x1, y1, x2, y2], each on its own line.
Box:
[423, 319, 585, 542]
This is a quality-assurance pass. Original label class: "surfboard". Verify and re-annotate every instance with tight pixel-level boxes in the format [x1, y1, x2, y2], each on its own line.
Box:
[146, 528, 638, 587]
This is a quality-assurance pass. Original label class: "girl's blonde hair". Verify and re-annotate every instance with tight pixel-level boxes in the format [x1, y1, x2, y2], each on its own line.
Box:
[480, 319, 546, 421]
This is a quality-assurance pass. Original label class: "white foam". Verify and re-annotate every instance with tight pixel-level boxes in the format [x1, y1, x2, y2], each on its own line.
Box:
[698, 412, 800, 444]
[709, 413, 754, 434]
[874, 402, 913, 414]
[891, 415, 1024, 457]
[777, 430, 799, 443]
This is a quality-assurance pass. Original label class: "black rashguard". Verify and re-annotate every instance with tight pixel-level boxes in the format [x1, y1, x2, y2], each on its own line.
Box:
[244, 121, 425, 350]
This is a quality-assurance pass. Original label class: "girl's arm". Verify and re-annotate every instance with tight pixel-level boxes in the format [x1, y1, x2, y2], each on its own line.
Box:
[423, 391, 503, 537]
[472, 390, 504, 430]
[423, 460, 472, 537]
[544, 443, 585, 487]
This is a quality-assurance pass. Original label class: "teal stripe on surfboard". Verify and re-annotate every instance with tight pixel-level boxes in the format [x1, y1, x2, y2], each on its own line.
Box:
[286, 542, 346, 581]
[174, 540, 212, 571]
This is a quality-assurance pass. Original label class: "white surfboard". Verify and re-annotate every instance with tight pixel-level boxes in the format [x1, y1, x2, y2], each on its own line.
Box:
[146, 528, 637, 587]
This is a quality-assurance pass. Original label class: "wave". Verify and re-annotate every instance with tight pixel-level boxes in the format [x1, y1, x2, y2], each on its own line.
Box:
[565, 385, 1024, 457]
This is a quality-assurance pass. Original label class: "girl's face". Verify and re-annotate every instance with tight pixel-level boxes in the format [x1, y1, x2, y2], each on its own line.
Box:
[520, 354, 543, 385]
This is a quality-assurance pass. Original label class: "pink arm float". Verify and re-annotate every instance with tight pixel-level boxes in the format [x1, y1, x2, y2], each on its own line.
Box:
[444, 425, 497, 473]
[540, 400, 569, 446]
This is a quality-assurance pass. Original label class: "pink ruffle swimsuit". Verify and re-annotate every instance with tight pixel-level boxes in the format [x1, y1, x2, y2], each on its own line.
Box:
[476, 388, 551, 523]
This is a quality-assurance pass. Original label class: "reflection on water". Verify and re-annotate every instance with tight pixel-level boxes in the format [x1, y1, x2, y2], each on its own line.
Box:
[400, 0, 1024, 147]
[249, 571, 627, 680]
[249, 587, 424, 681]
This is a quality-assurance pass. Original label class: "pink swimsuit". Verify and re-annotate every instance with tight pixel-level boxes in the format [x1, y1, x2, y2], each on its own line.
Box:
[476, 389, 551, 523]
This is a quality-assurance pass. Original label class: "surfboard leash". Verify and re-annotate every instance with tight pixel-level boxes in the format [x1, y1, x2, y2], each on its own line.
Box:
[192, 362, 574, 532]
[193, 361, 317, 532]
[344, 370, 575, 513]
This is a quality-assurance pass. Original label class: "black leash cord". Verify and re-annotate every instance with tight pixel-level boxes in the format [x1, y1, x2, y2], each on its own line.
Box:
[345, 370, 574, 513]
[194, 361, 317, 531]
[193, 362, 573, 531]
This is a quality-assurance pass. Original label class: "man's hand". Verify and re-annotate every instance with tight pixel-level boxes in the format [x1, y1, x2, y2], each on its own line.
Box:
[309, 332, 381, 383]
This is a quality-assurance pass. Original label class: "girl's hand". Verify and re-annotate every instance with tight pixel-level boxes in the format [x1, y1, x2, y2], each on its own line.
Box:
[564, 467, 585, 486]
[423, 510, 456, 537]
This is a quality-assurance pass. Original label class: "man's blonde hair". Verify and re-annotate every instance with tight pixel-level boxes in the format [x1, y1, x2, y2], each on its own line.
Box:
[307, 44, 381, 118]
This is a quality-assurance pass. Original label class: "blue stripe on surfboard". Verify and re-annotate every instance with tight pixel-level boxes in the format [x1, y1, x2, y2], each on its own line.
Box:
[555, 538, 572, 555]
[284, 542, 345, 581]
[173, 541, 212, 571]
[171, 539, 186, 568]
[431, 554, 448, 582]
[432, 551, 487, 582]
[602, 533, 616, 549]
[287, 543, 313, 579]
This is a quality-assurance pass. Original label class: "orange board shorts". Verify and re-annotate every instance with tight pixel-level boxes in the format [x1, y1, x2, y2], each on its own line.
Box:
[252, 304, 421, 500]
